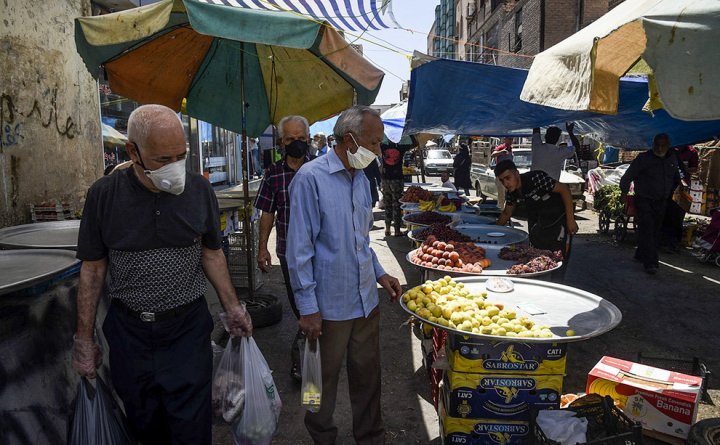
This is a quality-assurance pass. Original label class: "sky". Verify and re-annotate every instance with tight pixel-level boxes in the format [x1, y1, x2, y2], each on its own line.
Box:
[360, 0, 438, 106]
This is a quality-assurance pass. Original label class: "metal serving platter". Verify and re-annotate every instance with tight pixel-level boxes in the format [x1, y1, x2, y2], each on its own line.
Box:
[0, 249, 80, 295]
[445, 213, 496, 225]
[402, 212, 456, 229]
[406, 247, 561, 278]
[408, 224, 528, 246]
[454, 224, 528, 245]
[399, 276, 622, 343]
[0, 221, 80, 249]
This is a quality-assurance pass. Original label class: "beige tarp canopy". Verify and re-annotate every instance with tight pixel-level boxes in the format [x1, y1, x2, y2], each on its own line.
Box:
[520, 0, 720, 121]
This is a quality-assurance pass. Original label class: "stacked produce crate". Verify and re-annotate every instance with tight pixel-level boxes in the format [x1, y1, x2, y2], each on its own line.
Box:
[227, 219, 263, 290]
[29, 202, 74, 222]
[438, 335, 568, 444]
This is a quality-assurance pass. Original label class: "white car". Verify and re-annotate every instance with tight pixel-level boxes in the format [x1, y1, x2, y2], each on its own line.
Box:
[423, 149, 454, 176]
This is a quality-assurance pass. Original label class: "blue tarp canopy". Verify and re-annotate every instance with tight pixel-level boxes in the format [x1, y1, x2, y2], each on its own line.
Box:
[404, 59, 720, 149]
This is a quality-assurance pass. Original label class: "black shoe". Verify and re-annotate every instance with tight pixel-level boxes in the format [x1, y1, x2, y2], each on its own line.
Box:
[644, 264, 658, 275]
[290, 362, 301, 383]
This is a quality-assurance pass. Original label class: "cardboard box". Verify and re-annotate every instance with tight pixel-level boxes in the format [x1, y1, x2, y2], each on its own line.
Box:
[439, 396, 531, 445]
[443, 369, 562, 420]
[445, 336, 567, 375]
[587, 356, 703, 440]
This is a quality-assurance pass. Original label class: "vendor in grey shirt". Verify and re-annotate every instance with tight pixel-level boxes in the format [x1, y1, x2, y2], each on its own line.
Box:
[531, 122, 579, 181]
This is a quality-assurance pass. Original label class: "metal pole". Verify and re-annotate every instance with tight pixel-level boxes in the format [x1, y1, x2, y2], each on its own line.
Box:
[240, 43, 255, 299]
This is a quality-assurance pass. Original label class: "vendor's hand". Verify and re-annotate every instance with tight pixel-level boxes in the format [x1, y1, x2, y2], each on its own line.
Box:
[378, 274, 402, 303]
[299, 312, 323, 342]
[567, 219, 579, 235]
[565, 122, 575, 133]
[71, 335, 102, 378]
[220, 303, 253, 337]
[257, 247, 272, 273]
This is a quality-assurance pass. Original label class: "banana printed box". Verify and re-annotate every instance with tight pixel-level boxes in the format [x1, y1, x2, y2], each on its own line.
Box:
[444, 369, 562, 420]
[445, 336, 567, 375]
[587, 356, 703, 439]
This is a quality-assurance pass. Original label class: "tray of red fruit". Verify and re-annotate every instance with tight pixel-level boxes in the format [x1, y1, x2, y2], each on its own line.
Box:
[406, 236, 560, 277]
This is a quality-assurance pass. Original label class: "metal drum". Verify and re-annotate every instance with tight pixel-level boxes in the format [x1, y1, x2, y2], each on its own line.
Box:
[0, 249, 80, 295]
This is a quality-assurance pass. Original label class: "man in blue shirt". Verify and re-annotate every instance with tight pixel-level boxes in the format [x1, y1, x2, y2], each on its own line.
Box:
[286, 105, 402, 445]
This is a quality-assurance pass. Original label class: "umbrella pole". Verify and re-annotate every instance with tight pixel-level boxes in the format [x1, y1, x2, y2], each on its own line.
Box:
[240, 44, 255, 300]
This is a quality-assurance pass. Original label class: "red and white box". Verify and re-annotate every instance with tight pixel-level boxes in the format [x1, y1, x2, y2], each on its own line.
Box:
[587, 356, 703, 440]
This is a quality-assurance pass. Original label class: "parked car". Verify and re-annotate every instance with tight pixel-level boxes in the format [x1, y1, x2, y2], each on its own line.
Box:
[470, 145, 585, 207]
[422, 149, 454, 176]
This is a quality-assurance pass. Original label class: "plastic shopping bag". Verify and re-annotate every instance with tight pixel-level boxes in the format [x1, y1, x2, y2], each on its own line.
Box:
[212, 337, 246, 423]
[229, 337, 282, 445]
[301, 338, 322, 413]
[67, 377, 135, 445]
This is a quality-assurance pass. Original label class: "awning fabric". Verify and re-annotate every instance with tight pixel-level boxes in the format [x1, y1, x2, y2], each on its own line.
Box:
[403, 59, 720, 149]
[196, 0, 399, 31]
[520, 0, 720, 121]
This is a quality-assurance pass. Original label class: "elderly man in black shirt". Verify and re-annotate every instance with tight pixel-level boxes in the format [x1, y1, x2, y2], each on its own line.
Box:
[620, 133, 681, 275]
[71, 104, 252, 444]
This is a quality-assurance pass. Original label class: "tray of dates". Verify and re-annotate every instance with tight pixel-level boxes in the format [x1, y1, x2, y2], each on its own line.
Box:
[402, 211, 453, 228]
[399, 275, 622, 343]
[407, 236, 561, 277]
[399, 186, 435, 204]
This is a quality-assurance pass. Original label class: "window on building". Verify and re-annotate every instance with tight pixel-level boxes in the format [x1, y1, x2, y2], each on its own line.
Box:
[490, 0, 502, 10]
[514, 8, 523, 52]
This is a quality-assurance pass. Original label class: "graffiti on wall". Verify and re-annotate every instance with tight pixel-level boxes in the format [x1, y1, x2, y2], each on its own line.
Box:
[0, 86, 80, 152]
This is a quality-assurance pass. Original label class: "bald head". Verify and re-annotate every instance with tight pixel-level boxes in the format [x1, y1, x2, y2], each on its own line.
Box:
[127, 104, 183, 147]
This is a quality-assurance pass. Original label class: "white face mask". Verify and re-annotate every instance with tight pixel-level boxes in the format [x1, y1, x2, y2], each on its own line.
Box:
[347, 134, 377, 169]
[144, 158, 187, 195]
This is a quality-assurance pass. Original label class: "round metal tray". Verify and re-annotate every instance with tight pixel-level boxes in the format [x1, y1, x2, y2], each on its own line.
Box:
[399, 276, 621, 343]
[401, 203, 477, 214]
[0, 221, 80, 249]
[454, 224, 529, 245]
[402, 212, 455, 228]
[406, 247, 561, 278]
[407, 225, 528, 247]
[0, 249, 80, 295]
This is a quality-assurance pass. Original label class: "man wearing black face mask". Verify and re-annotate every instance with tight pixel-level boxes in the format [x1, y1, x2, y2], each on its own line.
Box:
[254, 115, 314, 381]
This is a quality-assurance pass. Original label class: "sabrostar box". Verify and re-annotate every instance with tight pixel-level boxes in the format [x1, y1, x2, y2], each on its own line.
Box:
[445, 335, 567, 375]
[443, 369, 562, 420]
[439, 396, 531, 445]
[587, 356, 703, 439]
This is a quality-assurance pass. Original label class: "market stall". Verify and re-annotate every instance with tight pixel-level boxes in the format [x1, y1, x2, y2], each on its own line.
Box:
[399, 275, 623, 444]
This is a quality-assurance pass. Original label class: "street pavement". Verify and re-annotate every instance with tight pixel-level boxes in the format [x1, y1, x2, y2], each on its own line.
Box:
[208, 179, 720, 444]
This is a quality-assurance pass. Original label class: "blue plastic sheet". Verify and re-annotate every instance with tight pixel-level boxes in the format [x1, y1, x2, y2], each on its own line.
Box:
[404, 59, 720, 149]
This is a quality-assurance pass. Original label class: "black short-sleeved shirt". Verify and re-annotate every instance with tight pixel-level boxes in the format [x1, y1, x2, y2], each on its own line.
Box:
[506, 170, 564, 223]
[381, 143, 409, 180]
[76, 167, 222, 312]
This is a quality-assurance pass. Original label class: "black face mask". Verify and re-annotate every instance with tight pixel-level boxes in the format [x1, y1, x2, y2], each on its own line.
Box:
[285, 140, 308, 159]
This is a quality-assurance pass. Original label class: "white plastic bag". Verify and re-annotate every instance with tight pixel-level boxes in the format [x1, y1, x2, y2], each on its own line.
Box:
[301, 338, 322, 413]
[232, 336, 281, 445]
[212, 338, 246, 423]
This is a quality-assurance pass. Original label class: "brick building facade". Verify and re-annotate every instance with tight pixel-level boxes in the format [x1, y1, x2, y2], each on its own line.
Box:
[429, 0, 612, 70]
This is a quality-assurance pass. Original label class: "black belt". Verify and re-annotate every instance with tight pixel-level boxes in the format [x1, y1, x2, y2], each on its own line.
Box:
[112, 297, 202, 322]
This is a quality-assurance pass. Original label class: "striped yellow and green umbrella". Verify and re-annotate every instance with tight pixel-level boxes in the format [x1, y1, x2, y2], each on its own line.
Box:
[75, 0, 385, 136]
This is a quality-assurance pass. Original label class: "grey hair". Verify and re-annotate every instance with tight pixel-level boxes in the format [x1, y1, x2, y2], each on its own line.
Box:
[127, 104, 182, 145]
[278, 115, 309, 139]
[333, 105, 380, 139]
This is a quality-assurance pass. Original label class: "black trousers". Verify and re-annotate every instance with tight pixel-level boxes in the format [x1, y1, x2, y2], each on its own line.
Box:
[634, 197, 667, 267]
[103, 297, 213, 445]
[280, 257, 304, 367]
[662, 198, 685, 246]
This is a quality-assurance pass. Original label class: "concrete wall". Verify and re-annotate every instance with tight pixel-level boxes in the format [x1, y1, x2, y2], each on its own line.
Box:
[1, 0, 102, 228]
